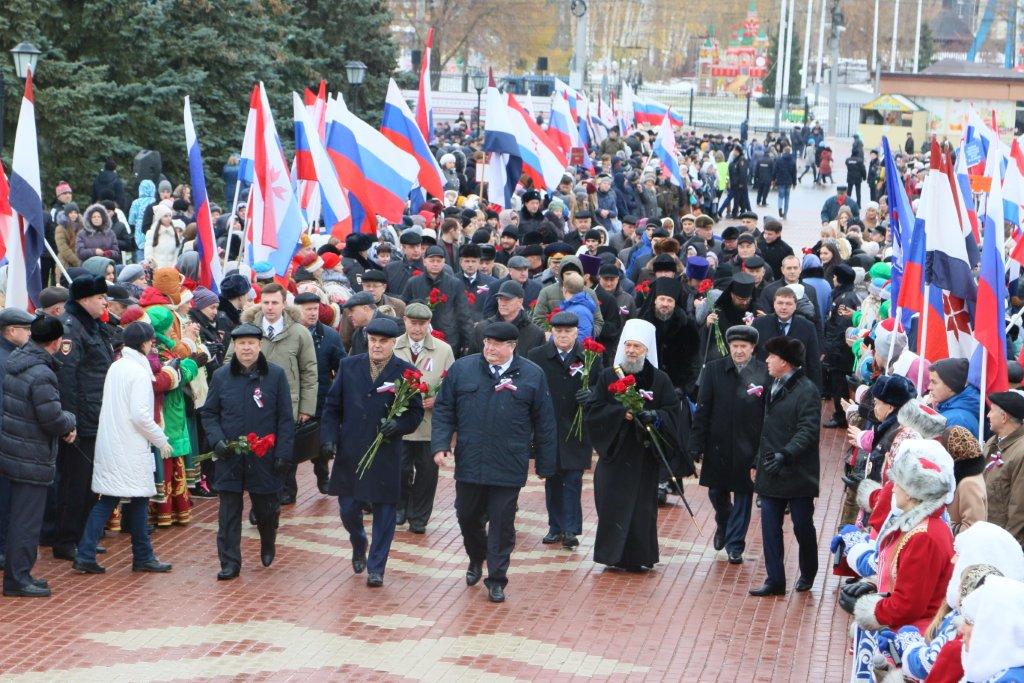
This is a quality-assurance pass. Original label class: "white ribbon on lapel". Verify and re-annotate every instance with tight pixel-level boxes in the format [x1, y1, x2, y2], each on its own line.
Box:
[494, 378, 518, 393]
[376, 382, 397, 394]
[568, 361, 584, 376]
[639, 389, 654, 401]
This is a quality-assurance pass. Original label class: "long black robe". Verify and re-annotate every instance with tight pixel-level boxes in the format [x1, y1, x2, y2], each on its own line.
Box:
[585, 361, 683, 568]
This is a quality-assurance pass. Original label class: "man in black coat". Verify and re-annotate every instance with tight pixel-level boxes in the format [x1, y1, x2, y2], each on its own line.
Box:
[758, 219, 794, 281]
[52, 275, 114, 561]
[295, 293, 346, 495]
[481, 256, 542, 318]
[200, 324, 296, 580]
[432, 321, 557, 603]
[845, 154, 866, 206]
[753, 152, 773, 207]
[753, 286, 823, 390]
[771, 146, 798, 219]
[402, 245, 474, 355]
[320, 318, 424, 588]
[823, 264, 861, 427]
[690, 325, 768, 565]
[0, 316, 76, 597]
[457, 243, 499, 321]
[385, 231, 426, 295]
[750, 336, 821, 597]
[468, 281, 545, 356]
[527, 312, 602, 551]
[702, 272, 757, 364]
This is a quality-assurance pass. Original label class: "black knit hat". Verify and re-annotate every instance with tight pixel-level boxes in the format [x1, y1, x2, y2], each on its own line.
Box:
[122, 321, 156, 350]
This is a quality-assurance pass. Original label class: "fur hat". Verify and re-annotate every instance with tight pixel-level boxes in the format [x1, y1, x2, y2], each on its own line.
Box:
[873, 318, 906, 361]
[726, 325, 758, 345]
[941, 425, 983, 462]
[898, 399, 947, 438]
[30, 314, 64, 344]
[764, 336, 805, 368]
[891, 439, 956, 506]
[69, 275, 108, 301]
[870, 374, 915, 409]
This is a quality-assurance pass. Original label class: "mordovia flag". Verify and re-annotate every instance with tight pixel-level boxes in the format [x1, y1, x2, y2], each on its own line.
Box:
[0, 161, 27, 309]
[183, 96, 223, 292]
[506, 92, 566, 190]
[482, 69, 522, 208]
[415, 28, 435, 142]
[652, 114, 683, 187]
[292, 93, 353, 240]
[381, 78, 445, 200]
[8, 71, 44, 309]
[247, 83, 305, 276]
[923, 144, 977, 306]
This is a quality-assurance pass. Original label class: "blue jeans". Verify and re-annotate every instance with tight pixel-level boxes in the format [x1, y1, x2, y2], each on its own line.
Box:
[707, 488, 752, 555]
[339, 497, 396, 575]
[759, 495, 818, 587]
[777, 185, 791, 217]
[545, 470, 583, 536]
[76, 495, 155, 564]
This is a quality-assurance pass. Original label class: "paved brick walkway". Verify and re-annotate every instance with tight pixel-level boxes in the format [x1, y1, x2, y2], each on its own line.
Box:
[0, 414, 852, 681]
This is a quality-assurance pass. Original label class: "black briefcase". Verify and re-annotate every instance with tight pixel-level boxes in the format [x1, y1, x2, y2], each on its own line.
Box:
[292, 418, 322, 463]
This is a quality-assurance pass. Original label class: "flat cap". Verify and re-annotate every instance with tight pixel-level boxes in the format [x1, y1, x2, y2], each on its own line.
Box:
[496, 281, 525, 299]
[404, 302, 433, 320]
[549, 311, 579, 328]
[424, 245, 446, 259]
[507, 255, 531, 269]
[725, 325, 759, 345]
[342, 291, 376, 309]
[230, 323, 263, 340]
[482, 321, 519, 341]
[361, 269, 388, 284]
[365, 317, 401, 338]
[0, 308, 36, 327]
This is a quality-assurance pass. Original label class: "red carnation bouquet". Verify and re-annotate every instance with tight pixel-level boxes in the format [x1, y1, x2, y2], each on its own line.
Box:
[608, 374, 644, 413]
[635, 279, 651, 296]
[697, 278, 713, 294]
[465, 291, 477, 306]
[568, 337, 605, 441]
[196, 432, 275, 462]
[430, 329, 447, 341]
[427, 287, 448, 311]
[357, 368, 428, 478]
[542, 306, 562, 331]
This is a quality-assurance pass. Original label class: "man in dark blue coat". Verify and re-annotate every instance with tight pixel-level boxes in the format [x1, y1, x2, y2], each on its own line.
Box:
[401, 245, 474, 355]
[0, 308, 35, 568]
[320, 317, 424, 588]
[294, 292, 345, 495]
[432, 321, 557, 603]
[200, 324, 295, 581]
[527, 312, 601, 551]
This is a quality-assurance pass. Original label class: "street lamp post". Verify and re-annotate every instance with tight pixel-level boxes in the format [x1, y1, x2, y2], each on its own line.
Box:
[472, 71, 486, 136]
[1, 42, 41, 154]
[344, 60, 367, 114]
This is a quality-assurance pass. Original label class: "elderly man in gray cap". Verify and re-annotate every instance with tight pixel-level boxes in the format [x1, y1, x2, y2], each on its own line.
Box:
[689, 324, 769, 565]
[0, 307, 36, 568]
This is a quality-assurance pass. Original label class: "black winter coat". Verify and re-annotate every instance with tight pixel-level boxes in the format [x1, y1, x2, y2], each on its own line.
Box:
[401, 272, 475, 354]
[307, 321, 345, 417]
[689, 356, 768, 493]
[753, 314, 823, 390]
[56, 301, 114, 436]
[771, 153, 798, 187]
[482, 276, 543, 318]
[431, 353, 557, 486]
[823, 283, 860, 366]
[527, 341, 602, 470]
[200, 355, 296, 495]
[0, 342, 76, 485]
[385, 258, 423, 295]
[754, 369, 820, 499]
[469, 310, 546, 357]
[644, 308, 701, 396]
[460, 271, 500, 320]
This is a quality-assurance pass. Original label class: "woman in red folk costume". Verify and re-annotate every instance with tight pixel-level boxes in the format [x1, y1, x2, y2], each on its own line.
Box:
[840, 439, 956, 682]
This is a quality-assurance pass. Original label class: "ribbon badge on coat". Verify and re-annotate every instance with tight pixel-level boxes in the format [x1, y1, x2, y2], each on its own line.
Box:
[421, 357, 434, 372]
[494, 378, 518, 393]
[986, 450, 1005, 472]
[376, 382, 397, 395]
[476, 284, 490, 294]
[747, 383, 764, 397]
[619, 306, 630, 316]
[568, 361, 584, 377]
[639, 389, 654, 401]
[253, 387, 264, 408]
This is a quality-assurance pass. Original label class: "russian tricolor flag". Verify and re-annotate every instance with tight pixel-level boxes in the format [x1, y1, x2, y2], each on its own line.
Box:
[634, 96, 683, 127]
[547, 87, 579, 162]
[506, 92, 566, 190]
[183, 96, 223, 293]
[381, 78, 445, 200]
[652, 114, 683, 187]
[901, 188, 949, 362]
[293, 93, 353, 240]
[7, 71, 44, 309]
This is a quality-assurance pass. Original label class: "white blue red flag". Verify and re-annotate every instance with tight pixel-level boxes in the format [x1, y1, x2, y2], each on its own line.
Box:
[415, 28, 435, 143]
[482, 70, 522, 208]
[381, 78, 445, 200]
[652, 114, 683, 187]
[183, 96, 223, 292]
[292, 92, 353, 240]
[8, 71, 44, 309]
[506, 92, 566, 190]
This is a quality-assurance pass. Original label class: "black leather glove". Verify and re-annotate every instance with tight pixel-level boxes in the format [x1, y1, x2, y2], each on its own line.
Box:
[274, 458, 291, 475]
[574, 388, 593, 404]
[636, 410, 658, 425]
[379, 419, 400, 438]
[838, 580, 877, 615]
[841, 472, 864, 491]
[214, 440, 230, 458]
[762, 452, 786, 475]
[320, 441, 337, 458]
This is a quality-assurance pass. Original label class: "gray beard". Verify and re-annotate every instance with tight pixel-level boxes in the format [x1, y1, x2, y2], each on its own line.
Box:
[654, 309, 673, 321]
[619, 358, 645, 375]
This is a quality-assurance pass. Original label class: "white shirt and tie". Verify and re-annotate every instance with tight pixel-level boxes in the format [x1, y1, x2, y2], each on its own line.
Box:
[262, 317, 284, 340]
[490, 358, 513, 380]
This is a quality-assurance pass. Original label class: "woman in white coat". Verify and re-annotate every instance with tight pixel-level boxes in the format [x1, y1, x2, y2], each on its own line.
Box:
[73, 322, 174, 574]
[143, 204, 181, 268]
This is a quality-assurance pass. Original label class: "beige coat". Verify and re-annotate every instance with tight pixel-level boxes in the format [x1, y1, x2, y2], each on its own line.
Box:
[949, 474, 987, 535]
[394, 332, 454, 442]
[983, 426, 1024, 545]
[227, 306, 318, 419]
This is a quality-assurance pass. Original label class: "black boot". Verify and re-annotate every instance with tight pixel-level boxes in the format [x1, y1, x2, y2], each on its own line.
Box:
[258, 510, 279, 568]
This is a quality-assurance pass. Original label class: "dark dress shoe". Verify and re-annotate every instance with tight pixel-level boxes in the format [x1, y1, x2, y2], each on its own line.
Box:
[352, 551, 366, 574]
[316, 473, 330, 495]
[542, 532, 563, 544]
[30, 577, 48, 589]
[366, 572, 384, 587]
[217, 566, 240, 581]
[395, 509, 407, 526]
[488, 584, 505, 603]
[466, 560, 483, 586]
[96, 545, 106, 554]
[72, 560, 106, 574]
[728, 552, 744, 564]
[823, 416, 848, 429]
[408, 523, 426, 534]
[794, 576, 814, 592]
[4, 583, 51, 597]
[749, 582, 786, 597]
[52, 547, 76, 561]
[561, 533, 579, 549]
[133, 559, 172, 573]
[279, 493, 296, 506]
[713, 527, 726, 551]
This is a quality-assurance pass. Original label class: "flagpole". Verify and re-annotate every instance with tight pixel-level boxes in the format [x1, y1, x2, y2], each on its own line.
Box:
[916, 285, 930, 396]
[43, 237, 72, 284]
[222, 178, 242, 272]
[978, 359, 987, 445]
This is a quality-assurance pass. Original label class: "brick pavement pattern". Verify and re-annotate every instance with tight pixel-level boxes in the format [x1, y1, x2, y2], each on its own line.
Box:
[0, 178, 856, 681]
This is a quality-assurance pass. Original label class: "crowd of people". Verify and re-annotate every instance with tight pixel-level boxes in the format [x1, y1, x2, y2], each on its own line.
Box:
[0, 118, 1022, 680]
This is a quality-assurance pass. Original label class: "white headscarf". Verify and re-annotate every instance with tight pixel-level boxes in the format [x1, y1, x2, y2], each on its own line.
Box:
[961, 576, 1024, 682]
[613, 318, 659, 369]
[946, 521, 1024, 609]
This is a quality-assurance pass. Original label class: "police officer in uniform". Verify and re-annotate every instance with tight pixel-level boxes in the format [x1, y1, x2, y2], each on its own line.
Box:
[200, 324, 295, 580]
[432, 321, 557, 603]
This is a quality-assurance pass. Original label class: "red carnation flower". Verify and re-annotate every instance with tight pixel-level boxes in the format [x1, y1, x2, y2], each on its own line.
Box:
[635, 279, 651, 295]
[527, 299, 538, 310]
[431, 329, 447, 341]
[466, 291, 477, 305]
[402, 368, 423, 382]
[582, 337, 606, 354]
[697, 278, 713, 294]
[545, 306, 562, 324]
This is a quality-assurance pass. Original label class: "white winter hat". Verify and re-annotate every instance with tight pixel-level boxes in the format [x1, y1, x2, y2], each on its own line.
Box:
[890, 439, 955, 504]
[961, 576, 1024, 682]
[897, 399, 947, 439]
[945, 521, 1024, 609]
